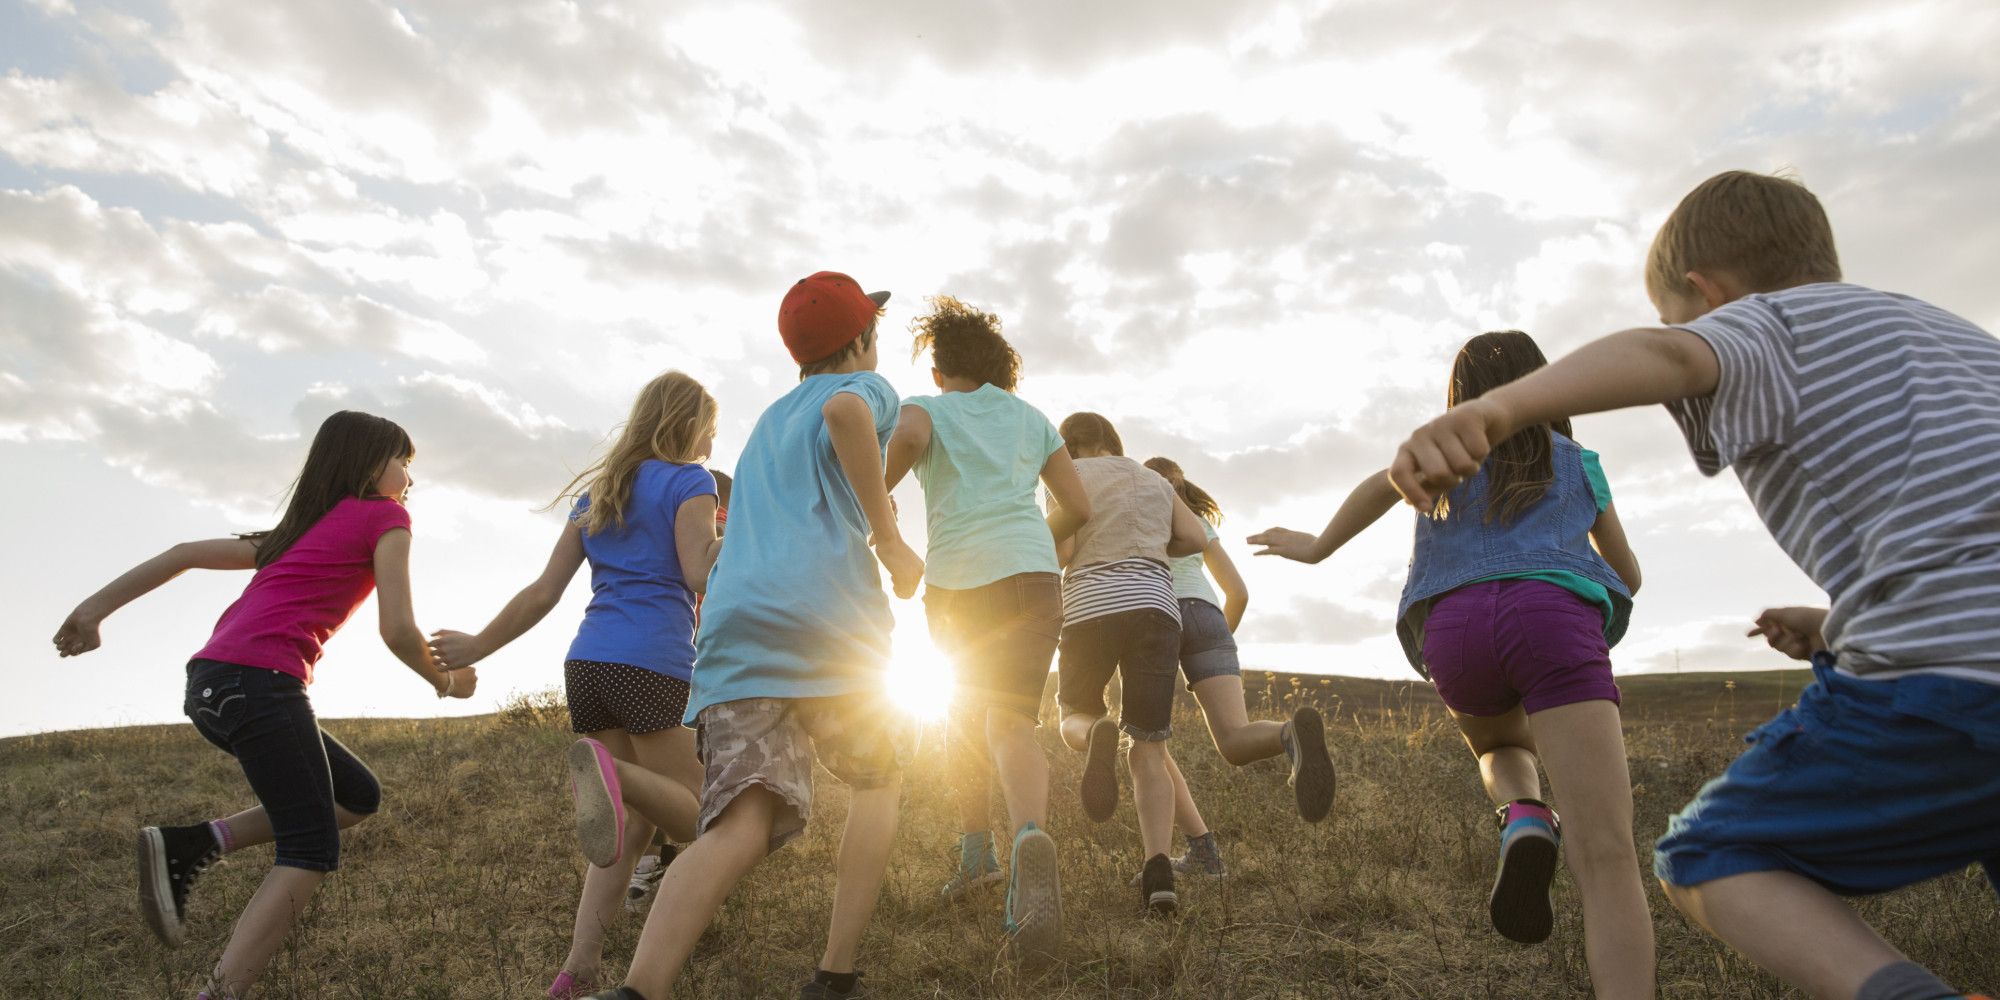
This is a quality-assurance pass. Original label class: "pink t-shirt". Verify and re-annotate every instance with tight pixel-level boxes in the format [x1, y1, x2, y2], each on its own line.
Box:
[194, 496, 412, 683]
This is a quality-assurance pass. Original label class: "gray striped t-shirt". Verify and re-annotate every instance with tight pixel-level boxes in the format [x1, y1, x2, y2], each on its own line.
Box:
[1667, 282, 2000, 685]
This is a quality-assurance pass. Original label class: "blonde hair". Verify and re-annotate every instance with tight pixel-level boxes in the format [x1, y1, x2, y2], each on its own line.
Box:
[555, 370, 718, 535]
[1646, 170, 1841, 306]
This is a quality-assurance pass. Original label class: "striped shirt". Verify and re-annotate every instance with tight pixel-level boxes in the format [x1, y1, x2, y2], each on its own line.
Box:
[1062, 557, 1181, 627]
[1666, 283, 2000, 685]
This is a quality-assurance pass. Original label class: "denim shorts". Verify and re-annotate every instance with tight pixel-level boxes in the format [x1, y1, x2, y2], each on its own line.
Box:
[1056, 608, 1181, 741]
[1655, 656, 2000, 896]
[1177, 598, 1241, 689]
[1420, 580, 1620, 716]
[184, 659, 382, 872]
[925, 573, 1062, 721]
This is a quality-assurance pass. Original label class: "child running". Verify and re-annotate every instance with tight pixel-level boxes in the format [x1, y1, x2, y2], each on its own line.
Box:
[426, 370, 723, 999]
[51, 410, 474, 1000]
[588, 271, 922, 1000]
[1390, 171, 2000, 1000]
[1047, 412, 1210, 916]
[1140, 456, 1334, 881]
[881, 295, 1091, 961]
[1252, 329, 1652, 998]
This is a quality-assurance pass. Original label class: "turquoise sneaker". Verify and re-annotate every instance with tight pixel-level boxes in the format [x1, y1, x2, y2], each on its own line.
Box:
[1003, 822, 1061, 964]
[940, 832, 1003, 902]
[1488, 799, 1561, 943]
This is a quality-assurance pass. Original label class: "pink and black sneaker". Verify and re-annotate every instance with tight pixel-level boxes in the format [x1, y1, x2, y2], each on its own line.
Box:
[1488, 799, 1561, 943]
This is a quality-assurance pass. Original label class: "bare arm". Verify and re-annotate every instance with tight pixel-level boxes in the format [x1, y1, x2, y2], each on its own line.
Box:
[1202, 539, 1249, 631]
[1249, 469, 1401, 564]
[675, 493, 724, 593]
[374, 528, 473, 698]
[825, 392, 923, 599]
[882, 404, 931, 491]
[1040, 446, 1092, 545]
[428, 522, 586, 670]
[1390, 327, 1720, 509]
[1166, 494, 1208, 557]
[54, 538, 259, 656]
[1588, 502, 1642, 595]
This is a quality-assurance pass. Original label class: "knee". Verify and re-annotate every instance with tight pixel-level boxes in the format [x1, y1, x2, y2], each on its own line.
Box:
[1218, 736, 1260, 767]
[340, 776, 383, 817]
[1126, 738, 1165, 762]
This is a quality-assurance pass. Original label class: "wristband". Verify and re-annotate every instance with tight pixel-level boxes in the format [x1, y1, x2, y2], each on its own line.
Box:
[437, 670, 455, 699]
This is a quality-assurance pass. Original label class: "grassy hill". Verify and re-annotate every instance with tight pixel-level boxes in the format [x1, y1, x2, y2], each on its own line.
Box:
[6, 670, 1995, 998]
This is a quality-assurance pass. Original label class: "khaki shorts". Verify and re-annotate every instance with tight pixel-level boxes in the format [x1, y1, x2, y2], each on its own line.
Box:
[693, 694, 909, 852]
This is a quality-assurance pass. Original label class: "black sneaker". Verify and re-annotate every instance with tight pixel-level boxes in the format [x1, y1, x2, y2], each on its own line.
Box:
[1139, 853, 1177, 917]
[137, 823, 221, 948]
[585, 988, 649, 1000]
[798, 971, 867, 998]
[1079, 717, 1120, 822]
[1285, 705, 1336, 823]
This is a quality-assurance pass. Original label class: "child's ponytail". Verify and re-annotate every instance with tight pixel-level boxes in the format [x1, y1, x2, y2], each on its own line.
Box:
[1144, 456, 1221, 525]
[910, 295, 1022, 392]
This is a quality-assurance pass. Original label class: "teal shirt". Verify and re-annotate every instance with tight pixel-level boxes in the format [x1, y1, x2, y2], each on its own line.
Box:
[904, 385, 1065, 590]
[1470, 449, 1616, 632]
[687, 372, 900, 720]
[1169, 521, 1223, 609]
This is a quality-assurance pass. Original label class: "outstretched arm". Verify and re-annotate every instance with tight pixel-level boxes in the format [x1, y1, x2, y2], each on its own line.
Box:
[1249, 469, 1401, 564]
[882, 404, 931, 491]
[428, 522, 586, 670]
[826, 392, 923, 599]
[374, 529, 474, 698]
[54, 538, 259, 657]
[1203, 540, 1250, 632]
[1390, 327, 1719, 509]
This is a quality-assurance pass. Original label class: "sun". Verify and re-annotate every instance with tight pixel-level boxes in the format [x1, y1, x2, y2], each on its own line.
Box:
[884, 629, 957, 723]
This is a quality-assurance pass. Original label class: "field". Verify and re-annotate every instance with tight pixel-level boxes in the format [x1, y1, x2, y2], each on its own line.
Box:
[5, 670, 1995, 998]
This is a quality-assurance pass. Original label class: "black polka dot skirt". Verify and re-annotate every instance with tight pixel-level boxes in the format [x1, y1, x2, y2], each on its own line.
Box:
[563, 660, 691, 735]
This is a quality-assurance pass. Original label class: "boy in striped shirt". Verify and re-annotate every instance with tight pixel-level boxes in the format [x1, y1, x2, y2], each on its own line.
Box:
[1388, 171, 1997, 1000]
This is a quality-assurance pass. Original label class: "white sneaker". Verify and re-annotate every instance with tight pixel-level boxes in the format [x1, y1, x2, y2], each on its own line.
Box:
[626, 849, 669, 913]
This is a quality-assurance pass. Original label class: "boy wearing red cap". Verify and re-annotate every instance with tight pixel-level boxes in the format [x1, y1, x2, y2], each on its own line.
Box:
[589, 272, 923, 1000]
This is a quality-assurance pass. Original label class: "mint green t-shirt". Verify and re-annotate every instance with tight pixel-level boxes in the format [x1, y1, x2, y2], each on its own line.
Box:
[904, 385, 1066, 590]
[1169, 521, 1223, 609]
[1470, 448, 1616, 631]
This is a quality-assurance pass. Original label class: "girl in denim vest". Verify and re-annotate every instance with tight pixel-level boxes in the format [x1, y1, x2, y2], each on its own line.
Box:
[1251, 330, 1654, 1000]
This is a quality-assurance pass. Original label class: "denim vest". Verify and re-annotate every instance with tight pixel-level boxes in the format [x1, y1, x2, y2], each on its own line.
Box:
[1394, 433, 1632, 676]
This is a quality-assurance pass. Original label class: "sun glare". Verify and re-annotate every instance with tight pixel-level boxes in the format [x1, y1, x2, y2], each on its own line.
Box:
[884, 631, 957, 723]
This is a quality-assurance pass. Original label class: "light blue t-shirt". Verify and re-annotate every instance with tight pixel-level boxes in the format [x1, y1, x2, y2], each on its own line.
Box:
[1169, 521, 1223, 609]
[566, 461, 716, 679]
[687, 371, 901, 720]
[904, 384, 1065, 590]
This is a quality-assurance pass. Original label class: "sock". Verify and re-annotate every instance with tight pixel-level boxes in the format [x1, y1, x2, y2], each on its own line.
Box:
[1856, 961, 1959, 1000]
[814, 969, 859, 994]
[1184, 831, 1219, 860]
[207, 818, 234, 854]
[958, 830, 994, 870]
[1500, 799, 1557, 830]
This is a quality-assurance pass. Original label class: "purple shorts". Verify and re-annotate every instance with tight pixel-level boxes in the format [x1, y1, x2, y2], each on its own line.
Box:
[1420, 580, 1619, 717]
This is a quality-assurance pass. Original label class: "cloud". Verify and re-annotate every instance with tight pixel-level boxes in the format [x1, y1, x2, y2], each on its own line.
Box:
[1245, 595, 1394, 646]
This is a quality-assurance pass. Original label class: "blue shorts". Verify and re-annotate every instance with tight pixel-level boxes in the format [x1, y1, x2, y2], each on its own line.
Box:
[1178, 598, 1241, 689]
[1654, 656, 2000, 896]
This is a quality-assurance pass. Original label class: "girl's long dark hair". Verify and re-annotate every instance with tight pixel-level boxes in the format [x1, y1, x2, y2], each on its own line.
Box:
[1144, 456, 1220, 524]
[1443, 330, 1572, 524]
[248, 410, 414, 568]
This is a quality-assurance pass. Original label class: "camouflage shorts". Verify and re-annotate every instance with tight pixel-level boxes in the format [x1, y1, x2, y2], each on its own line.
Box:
[693, 694, 910, 852]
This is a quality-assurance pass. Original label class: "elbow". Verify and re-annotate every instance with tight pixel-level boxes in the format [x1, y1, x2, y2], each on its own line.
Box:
[379, 619, 423, 653]
[1624, 570, 1643, 596]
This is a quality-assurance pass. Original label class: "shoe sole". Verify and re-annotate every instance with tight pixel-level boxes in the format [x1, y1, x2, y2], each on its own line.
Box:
[1007, 830, 1062, 965]
[941, 868, 1005, 903]
[136, 827, 184, 948]
[1146, 889, 1179, 917]
[1289, 705, 1335, 823]
[1489, 826, 1559, 943]
[567, 740, 625, 868]
[1080, 718, 1119, 822]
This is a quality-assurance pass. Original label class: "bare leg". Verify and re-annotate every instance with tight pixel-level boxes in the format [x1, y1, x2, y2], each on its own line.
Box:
[1163, 751, 1208, 838]
[621, 787, 777, 998]
[1188, 676, 1284, 766]
[1450, 706, 1541, 805]
[209, 866, 326, 997]
[1058, 711, 1098, 752]
[1663, 871, 1908, 1000]
[1526, 700, 1654, 1000]
[607, 727, 702, 845]
[209, 804, 369, 852]
[986, 708, 1049, 832]
[819, 776, 904, 973]
[563, 727, 679, 981]
[949, 709, 994, 834]
[1126, 739, 1175, 859]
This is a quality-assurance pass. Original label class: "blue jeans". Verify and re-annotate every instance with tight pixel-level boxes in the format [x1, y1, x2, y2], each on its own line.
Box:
[184, 659, 381, 871]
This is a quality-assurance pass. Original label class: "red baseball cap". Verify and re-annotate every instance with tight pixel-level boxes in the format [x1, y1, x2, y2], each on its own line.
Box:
[778, 271, 891, 363]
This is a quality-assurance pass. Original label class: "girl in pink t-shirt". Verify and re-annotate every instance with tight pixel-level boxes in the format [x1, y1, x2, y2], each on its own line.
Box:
[53, 410, 474, 1000]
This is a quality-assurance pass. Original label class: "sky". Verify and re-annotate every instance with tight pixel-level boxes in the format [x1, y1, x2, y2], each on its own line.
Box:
[3, 0, 1997, 737]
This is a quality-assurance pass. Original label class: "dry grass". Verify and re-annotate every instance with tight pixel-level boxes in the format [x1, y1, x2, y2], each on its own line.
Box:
[5, 671, 1995, 998]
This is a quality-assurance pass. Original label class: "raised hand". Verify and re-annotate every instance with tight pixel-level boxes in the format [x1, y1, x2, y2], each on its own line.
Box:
[53, 608, 103, 657]
[1388, 398, 1511, 510]
[1248, 527, 1322, 564]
